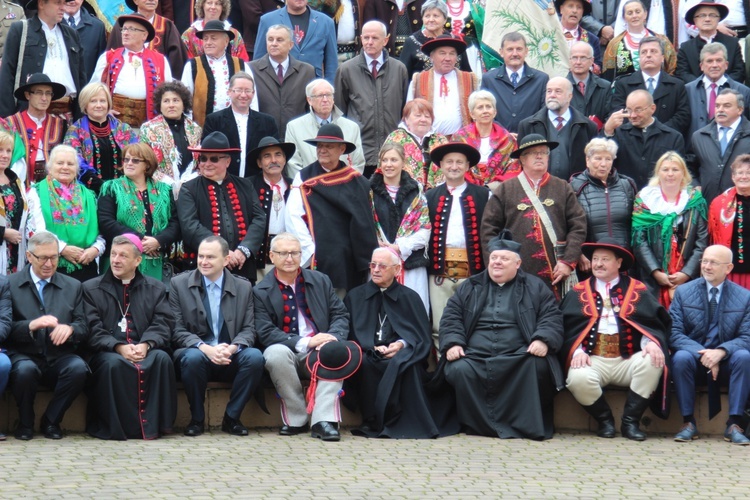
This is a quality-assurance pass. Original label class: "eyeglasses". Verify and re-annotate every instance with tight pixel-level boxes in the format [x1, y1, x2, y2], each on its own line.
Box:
[231, 88, 254, 95]
[310, 93, 334, 100]
[521, 150, 550, 158]
[570, 56, 592, 62]
[694, 13, 721, 19]
[29, 252, 59, 264]
[199, 154, 229, 163]
[28, 90, 54, 97]
[121, 26, 147, 33]
[625, 107, 648, 114]
[369, 262, 398, 270]
[123, 157, 144, 164]
[701, 259, 730, 266]
[272, 250, 302, 259]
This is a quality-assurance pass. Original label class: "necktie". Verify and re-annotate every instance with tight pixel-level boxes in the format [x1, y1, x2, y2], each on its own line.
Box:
[439, 74, 448, 97]
[647, 77, 655, 94]
[555, 116, 564, 131]
[67, 16, 76, 28]
[371, 60, 379, 79]
[209, 282, 221, 340]
[276, 63, 284, 84]
[720, 126, 729, 155]
[708, 83, 717, 120]
[38, 279, 47, 306]
[510, 72, 519, 88]
[709, 286, 718, 323]
[320, 119, 329, 126]
[128, 51, 143, 62]
[578, 80, 586, 96]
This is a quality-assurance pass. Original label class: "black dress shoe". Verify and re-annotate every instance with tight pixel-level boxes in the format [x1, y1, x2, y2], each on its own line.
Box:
[40, 417, 63, 440]
[311, 421, 340, 442]
[221, 415, 249, 436]
[15, 427, 33, 441]
[279, 424, 309, 436]
[184, 420, 204, 437]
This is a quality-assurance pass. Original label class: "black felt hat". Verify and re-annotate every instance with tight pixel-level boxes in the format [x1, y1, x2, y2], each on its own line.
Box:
[14, 73, 67, 101]
[430, 142, 481, 167]
[581, 237, 634, 270]
[117, 13, 156, 43]
[187, 131, 241, 154]
[510, 133, 559, 159]
[304, 123, 357, 154]
[487, 229, 522, 255]
[247, 136, 296, 165]
[306, 341, 362, 381]
[197, 19, 236, 40]
[420, 34, 467, 56]
[685, 1, 729, 24]
[554, 0, 592, 16]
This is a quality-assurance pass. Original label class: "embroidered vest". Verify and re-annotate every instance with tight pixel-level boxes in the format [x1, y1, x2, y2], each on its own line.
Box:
[191, 54, 243, 126]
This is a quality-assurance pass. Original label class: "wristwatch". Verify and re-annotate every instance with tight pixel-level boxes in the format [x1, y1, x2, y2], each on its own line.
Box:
[237, 245, 252, 259]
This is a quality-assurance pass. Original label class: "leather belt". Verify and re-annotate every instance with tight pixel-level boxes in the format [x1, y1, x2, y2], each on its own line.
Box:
[112, 94, 147, 128]
[443, 248, 469, 279]
[590, 333, 621, 358]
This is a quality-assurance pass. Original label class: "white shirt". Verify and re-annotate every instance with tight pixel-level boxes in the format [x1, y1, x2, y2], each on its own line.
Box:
[233, 110, 248, 176]
[445, 183, 467, 248]
[595, 277, 620, 335]
[264, 176, 288, 235]
[547, 108, 572, 129]
[89, 48, 173, 98]
[642, 71, 661, 88]
[478, 136, 492, 164]
[364, 52, 384, 75]
[272, 56, 290, 79]
[336, 0, 356, 44]
[41, 22, 76, 96]
[722, 0, 745, 27]
[702, 75, 727, 109]
[202, 274, 224, 344]
[180, 58, 258, 112]
[407, 70, 462, 135]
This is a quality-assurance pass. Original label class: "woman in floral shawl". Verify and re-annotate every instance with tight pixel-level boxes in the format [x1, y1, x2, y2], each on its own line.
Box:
[370, 142, 431, 312]
[451, 90, 519, 190]
[98, 143, 181, 281]
[181, 0, 249, 61]
[27, 145, 105, 282]
[0, 130, 44, 275]
[383, 99, 449, 190]
[632, 152, 707, 307]
[708, 154, 750, 288]
[64, 83, 139, 195]
[602, 0, 676, 81]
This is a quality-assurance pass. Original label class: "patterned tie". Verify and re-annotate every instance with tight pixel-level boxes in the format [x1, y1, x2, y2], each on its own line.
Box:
[709, 287, 718, 323]
[647, 77, 655, 94]
[67, 16, 76, 28]
[720, 126, 730, 155]
[510, 72, 519, 88]
[708, 83, 717, 120]
[371, 60, 379, 79]
[276, 63, 284, 84]
[578, 80, 586, 96]
[555, 116, 564, 131]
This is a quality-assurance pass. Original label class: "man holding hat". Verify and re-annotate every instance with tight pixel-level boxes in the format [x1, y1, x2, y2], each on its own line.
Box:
[425, 142, 490, 343]
[82, 234, 177, 440]
[481, 133, 587, 300]
[560, 237, 670, 441]
[344, 247, 458, 439]
[105, 0, 187, 79]
[180, 20, 258, 127]
[91, 14, 172, 129]
[248, 136, 294, 282]
[254, 232, 357, 442]
[285, 123, 378, 293]
[676, 1, 745, 84]
[177, 131, 266, 283]
[406, 34, 480, 136]
[0, 0, 86, 119]
[439, 230, 565, 440]
[6, 73, 67, 187]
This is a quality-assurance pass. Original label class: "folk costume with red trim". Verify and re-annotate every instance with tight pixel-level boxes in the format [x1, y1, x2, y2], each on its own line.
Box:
[251, 173, 292, 270]
[101, 47, 168, 122]
[8, 111, 66, 188]
[709, 187, 750, 287]
[411, 68, 476, 127]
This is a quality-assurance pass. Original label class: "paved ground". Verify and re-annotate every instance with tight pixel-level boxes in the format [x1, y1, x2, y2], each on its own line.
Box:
[1, 429, 747, 498]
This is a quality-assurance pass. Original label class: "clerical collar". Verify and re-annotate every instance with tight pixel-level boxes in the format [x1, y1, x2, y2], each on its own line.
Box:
[120, 277, 133, 285]
[495, 276, 517, 288]
[639, 118, 655, 133]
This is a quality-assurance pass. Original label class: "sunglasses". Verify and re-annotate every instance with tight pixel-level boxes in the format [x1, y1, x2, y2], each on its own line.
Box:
[199, 154, 229, 163]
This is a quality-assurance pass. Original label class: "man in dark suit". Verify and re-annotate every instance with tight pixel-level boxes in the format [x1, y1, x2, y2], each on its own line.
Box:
[6, 231, 89, 440]
[566, 41, 611, 129]
[253, 0, 338, 84]
[611, 36, 691, 135]
[676, 1, 745, 84]
[254, 232, 351, 441]
[0, 0, 86, 118]
[481, 32, 549, 134]
[518, 77, 597, 181]
[669, 245, 750, 445]
[176, 131, 267, 283]
[202, 72, 279, 178]
[62, 0, 106, 81]
[249, 24, 315, 138]
[171, 236, 265, 437]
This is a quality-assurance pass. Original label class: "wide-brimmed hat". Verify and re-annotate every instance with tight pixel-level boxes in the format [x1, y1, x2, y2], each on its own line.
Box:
[306, 341, 362, 381]
[487, 229, 522, 255]
[187, 131, 241, 154]
[14, 73, 67, 101]
[554, 0, 592, 17]
[685, 0, 729, 24]
[248, 136, 296, 166]
[430, 142, 481, 167]
[510, 133, 559, 159]
[581, 237, 634, 270]
[420, 34, 467, 56]
[304, 123, 357, 154]
[117, 13, 156, 43]
[197, 19, 236, 40]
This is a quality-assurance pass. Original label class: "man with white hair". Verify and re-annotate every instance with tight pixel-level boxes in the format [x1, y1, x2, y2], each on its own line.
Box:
[518, 76, 597, 180]
[566, 41, 611, 128]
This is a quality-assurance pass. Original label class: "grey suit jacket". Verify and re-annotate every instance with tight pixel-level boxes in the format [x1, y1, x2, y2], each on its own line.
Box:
[170, 268, 256, 358]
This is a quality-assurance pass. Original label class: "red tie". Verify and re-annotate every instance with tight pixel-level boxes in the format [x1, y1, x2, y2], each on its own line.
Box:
[276, 63, 284, 84]
[708, 83, 717, 120]
[578, 81, 586, 96]
[555, 116, 564, 131]
[128, 51, 143, 62]
[371, 60, 378, 79]
[440, 75, 448, 97]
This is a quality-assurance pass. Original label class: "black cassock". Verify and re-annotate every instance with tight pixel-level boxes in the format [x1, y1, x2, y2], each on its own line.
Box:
[83, 271, 177, 440]
[344, 280, 459, 438]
